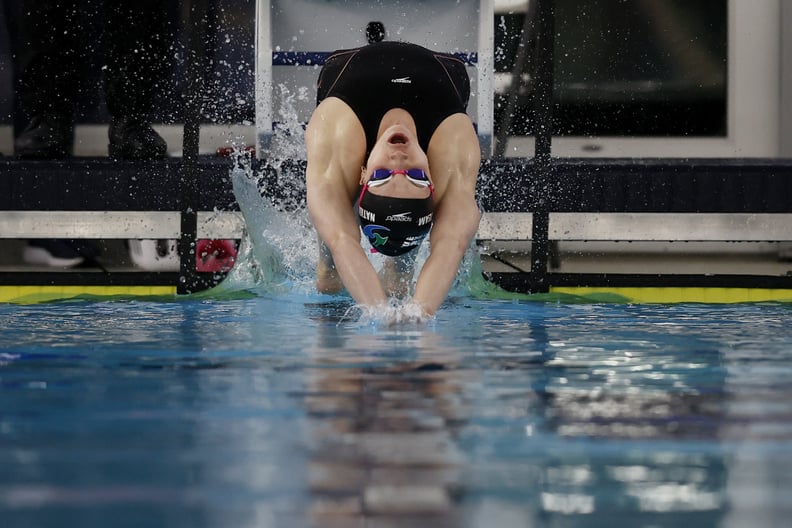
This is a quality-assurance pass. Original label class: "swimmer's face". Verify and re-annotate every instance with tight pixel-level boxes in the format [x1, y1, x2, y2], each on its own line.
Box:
[363, 125, 432, 199]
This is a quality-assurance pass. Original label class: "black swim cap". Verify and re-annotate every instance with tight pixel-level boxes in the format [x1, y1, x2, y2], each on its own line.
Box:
[357, 190, 434, 256]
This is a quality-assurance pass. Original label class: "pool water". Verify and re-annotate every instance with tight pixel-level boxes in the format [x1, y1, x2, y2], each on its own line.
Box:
[1, 296, 791, 527]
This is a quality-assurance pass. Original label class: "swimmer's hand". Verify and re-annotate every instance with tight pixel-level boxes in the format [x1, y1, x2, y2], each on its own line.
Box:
[360, 298, 433, 326]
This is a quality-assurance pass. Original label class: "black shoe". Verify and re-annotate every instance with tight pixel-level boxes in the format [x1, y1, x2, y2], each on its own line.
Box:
[108, 118, 167, 160]
[23, 239, 101, 268]
[15, 117, 74, 159]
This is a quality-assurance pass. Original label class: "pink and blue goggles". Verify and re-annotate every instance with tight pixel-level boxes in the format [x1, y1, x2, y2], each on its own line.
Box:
[366, 169, 432, 189]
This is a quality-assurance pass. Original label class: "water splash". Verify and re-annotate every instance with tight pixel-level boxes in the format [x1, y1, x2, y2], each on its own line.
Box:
[226, 151, 316, 294]
[210, 82, 313, 295]
[268, 84, 308, 161]
[339, 297, 437, 329]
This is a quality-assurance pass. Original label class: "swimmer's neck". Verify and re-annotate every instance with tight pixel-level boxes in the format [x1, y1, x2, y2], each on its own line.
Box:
[376, 108, 418, 139]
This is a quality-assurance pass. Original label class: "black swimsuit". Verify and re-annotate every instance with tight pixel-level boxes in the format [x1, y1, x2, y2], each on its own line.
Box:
[316, 41, 471, 153]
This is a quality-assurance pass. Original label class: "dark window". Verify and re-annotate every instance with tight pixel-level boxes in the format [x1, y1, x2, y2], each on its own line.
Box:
[495, 0, 728, 137]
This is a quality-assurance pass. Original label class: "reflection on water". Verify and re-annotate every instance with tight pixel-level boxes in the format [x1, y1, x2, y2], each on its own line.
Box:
[1, 299, 792, 527]
[304, 307, 470, 526]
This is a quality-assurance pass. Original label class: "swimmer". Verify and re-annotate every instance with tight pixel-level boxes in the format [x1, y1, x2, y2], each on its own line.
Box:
[305, 41, 481, 319]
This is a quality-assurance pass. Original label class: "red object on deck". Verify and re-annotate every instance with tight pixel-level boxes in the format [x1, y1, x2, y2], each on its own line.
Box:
[196, 239, 238, 272]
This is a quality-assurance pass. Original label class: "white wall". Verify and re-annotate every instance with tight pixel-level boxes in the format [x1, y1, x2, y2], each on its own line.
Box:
[780, 0, 792, 157]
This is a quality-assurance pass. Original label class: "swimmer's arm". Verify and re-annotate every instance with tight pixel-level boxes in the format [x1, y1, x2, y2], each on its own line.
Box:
[307, 179, 388, 308]
[412, 189, 481, 316]
[305, 99, 387, 308]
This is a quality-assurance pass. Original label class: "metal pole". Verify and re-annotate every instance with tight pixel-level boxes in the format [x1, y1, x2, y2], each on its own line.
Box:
[178, 0, 210, 294]
[532, 0, 555, 165]
[529, 0, 555, 292]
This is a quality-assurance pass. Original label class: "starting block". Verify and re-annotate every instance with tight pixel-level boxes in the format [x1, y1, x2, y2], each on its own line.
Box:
[254, 0, 494, 157]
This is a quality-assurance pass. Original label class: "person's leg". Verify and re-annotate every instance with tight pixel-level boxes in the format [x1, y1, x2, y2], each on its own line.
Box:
[23, 239, 101, 268]
[104, 0, 169, 159]
[316, 238, 344, 294]
[379, 251, 418, 298]
[14, 0, 79, 158]
[318, 233, 418, 297]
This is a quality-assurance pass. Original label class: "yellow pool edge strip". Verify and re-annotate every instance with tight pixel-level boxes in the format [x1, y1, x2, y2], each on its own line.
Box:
[3, 284, 792, 305]
[550, 286, 792, 304]
[0, 285, 177, 304]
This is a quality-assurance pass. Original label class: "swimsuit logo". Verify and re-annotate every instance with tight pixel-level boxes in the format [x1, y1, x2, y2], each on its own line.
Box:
[391, 77, 412, 84]
[385, 212, 412, 222]
[417, 213, 433, 226]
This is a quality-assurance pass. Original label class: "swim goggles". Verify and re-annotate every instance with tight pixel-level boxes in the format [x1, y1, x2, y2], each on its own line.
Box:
[366, 169, 432, 189]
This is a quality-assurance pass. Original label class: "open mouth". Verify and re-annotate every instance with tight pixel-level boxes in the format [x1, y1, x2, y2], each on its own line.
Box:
[388, 133, 409, 145]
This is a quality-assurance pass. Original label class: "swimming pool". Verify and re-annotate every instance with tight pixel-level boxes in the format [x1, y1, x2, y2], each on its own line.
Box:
[1, 295, 791, 527]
